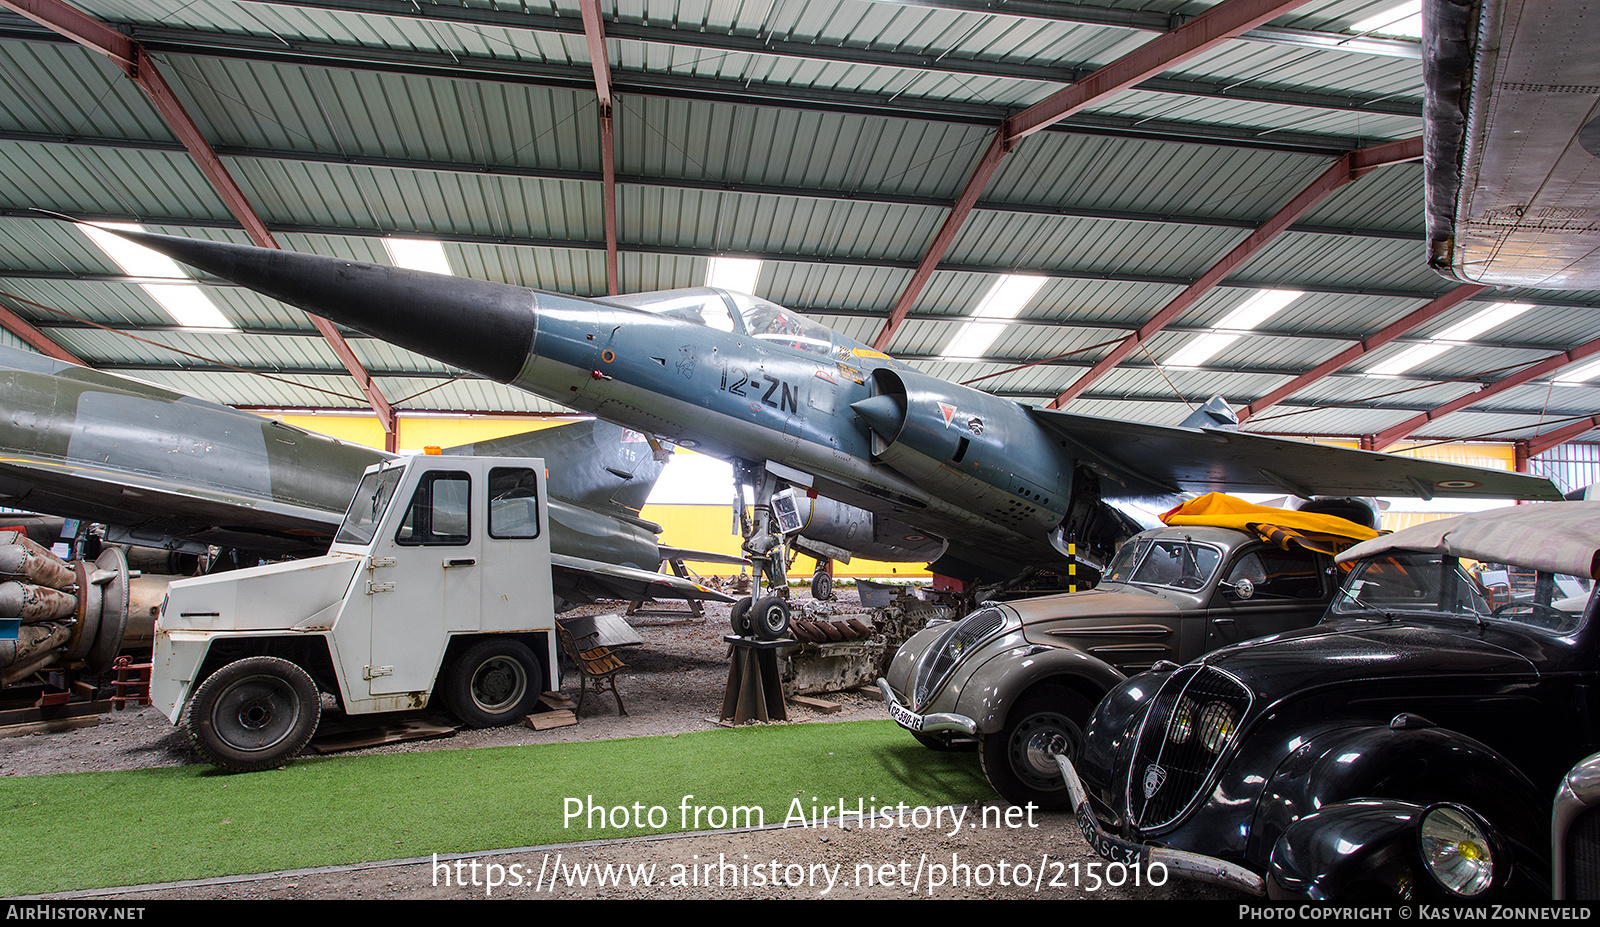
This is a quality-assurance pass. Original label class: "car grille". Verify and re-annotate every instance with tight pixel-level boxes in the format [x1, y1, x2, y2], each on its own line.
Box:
[1125, 664, 1252, 833]
[911, 606, 1006, 710]
[1564, 806, 1600, 900]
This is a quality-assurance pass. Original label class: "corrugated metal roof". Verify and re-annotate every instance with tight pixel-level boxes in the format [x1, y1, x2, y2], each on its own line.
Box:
[0, 0, 1594, 451]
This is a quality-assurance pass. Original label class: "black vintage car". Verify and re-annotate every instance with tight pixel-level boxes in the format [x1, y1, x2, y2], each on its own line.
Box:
[1061, 501, 1600, 901]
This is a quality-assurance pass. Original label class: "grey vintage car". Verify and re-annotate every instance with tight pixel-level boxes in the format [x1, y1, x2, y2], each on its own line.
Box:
[879, 522, 1342, 809]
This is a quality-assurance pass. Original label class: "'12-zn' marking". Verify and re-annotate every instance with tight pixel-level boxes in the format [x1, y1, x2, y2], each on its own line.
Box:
[721, 365, 799, 414]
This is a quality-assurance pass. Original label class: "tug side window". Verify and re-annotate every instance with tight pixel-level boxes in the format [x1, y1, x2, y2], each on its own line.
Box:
[489, 467, 541, 539]
[395, 471, 471, 546]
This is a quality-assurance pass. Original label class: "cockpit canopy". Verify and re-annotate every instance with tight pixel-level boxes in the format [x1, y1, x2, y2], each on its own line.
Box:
[606, 288, 834, 356]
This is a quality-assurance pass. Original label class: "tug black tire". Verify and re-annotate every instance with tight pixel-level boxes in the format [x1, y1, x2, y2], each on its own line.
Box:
[185, 656, 321, 773]
[443, 638, 543, 728]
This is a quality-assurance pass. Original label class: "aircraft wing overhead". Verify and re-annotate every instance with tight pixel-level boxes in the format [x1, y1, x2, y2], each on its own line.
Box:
[0, 451, 341, 553]
[1424, 0, 1600, 287]
[1030, 408, 1565, 501]
[658, 546, 749, 567]
[551, 553, 736, 607]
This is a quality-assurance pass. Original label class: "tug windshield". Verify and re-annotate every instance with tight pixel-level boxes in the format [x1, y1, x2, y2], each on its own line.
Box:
[334, 465, 404, 546]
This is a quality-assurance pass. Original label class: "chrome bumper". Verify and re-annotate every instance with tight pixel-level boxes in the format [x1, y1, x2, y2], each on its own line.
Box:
[1054, 754, 1265, 896]
[876, 677, 978, 736]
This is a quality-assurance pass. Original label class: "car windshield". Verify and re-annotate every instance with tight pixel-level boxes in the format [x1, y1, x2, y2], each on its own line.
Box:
[334, 465, 404, 546]
[1331, 551, 1589, 634]
[1103, 537, 1222, 591]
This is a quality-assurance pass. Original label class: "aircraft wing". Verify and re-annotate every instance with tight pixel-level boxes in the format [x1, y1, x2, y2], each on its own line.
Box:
[1423, 0, 1600, 287]
[658, 546, 748, 567]
[1030, 408, 1564, 501]
[551, 553, 736, 607]
[0, 451, 340, 554]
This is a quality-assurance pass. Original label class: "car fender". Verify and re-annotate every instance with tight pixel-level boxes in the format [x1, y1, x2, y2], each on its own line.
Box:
[1266, 798, 1542, 902]
[957, 643, 1127, 734]
[1265, 799, 1432, 900]
[1248, 720, 1549, 869]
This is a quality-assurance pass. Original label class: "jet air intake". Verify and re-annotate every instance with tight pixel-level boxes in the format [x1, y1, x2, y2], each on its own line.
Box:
[851, 367, 1071, 534]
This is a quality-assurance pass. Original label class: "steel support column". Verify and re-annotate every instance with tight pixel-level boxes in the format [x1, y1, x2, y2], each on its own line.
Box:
[580, 0, 619, 296]
[0, 299, 82, 363]
[871, 131, 1005, 351]
[1528, 418, 1600, 458]
[0, 0, 397, 446]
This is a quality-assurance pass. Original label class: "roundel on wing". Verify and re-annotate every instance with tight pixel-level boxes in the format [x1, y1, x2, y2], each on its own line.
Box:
[1433, 479, 1482, 489]
[1581, 115, 1600, 159]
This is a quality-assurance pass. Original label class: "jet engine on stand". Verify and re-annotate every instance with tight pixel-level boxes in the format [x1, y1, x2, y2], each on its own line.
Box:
[0, 529, 131, 687]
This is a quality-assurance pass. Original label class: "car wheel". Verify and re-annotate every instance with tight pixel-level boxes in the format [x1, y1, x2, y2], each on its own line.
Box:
[443, 638, 543, 728]
[980, 686, 1091, 811]
[185, 656, 321, 773]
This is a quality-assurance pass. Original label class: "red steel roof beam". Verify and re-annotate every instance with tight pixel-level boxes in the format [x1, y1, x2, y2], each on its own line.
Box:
[1369, 334, 1600, 450]
[0, 0, 397, 445]
[1237, 283, 1485, 421]
[1049, 136, 1423, 408]
[871, 131, 1006, 351]
[1003, 0, 1320, 146]
[1527, 417, 1600, 458]
[870, 0, 1320, 353]
[0, 299, 83, 363]
[580, 0, 619, 296]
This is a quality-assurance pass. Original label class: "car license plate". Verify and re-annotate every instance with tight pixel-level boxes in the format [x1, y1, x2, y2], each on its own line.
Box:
[888, 698, 924, 732]
[1076, 803, 1145, 867]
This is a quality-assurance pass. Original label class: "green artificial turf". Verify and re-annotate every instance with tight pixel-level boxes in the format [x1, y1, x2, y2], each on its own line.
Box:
[0, 720, 994, 895]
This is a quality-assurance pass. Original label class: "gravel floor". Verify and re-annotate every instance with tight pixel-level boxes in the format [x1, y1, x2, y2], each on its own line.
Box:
[0, 589, 1247, 902]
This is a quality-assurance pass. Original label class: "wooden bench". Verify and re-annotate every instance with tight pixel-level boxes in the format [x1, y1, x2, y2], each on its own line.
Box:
[556, 623, 629, 717]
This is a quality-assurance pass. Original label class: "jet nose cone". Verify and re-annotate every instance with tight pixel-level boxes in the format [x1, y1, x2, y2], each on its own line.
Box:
[85, 225, 538, 384]
[850, 394, 906, 441]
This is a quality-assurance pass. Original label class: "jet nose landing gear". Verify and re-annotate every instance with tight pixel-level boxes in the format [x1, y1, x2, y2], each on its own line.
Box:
[730, 460, 797, 642]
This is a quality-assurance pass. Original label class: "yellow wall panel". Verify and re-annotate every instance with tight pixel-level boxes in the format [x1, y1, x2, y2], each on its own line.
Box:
[274, 413, 388, 449]
[641, 504, 931, 579]
[271, 413, 574, 452]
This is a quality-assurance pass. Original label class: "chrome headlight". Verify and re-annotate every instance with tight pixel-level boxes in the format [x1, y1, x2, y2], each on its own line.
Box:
[1168, 697, 1198, 745]
[1196, 700, 1240, 754]
[910, 606, 1015, 708]
[1419, 805, 1496, 897]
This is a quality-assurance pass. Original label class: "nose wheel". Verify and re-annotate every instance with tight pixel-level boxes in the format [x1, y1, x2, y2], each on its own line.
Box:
[731, 595, 791, 640]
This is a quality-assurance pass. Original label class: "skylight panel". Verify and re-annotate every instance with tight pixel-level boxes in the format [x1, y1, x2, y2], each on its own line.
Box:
[940, 275, 1047, 359]
[1350, 1, 1422, 38]
[1554, 356, 1600, 385]
[706, 257, 762, 294]
[1163, 289, 1304, 369]
[81, 223, 234, 329]
[1365, 302, 1533, 376]
[383, 238, 454, 275]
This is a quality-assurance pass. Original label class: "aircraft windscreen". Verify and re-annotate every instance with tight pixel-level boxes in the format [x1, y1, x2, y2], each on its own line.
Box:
[607, 289, 735, 332]
[335, 466, 404, 545]
[728, 292, 833, 356]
